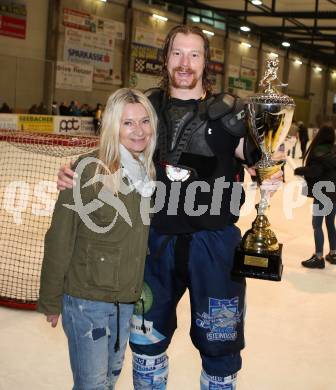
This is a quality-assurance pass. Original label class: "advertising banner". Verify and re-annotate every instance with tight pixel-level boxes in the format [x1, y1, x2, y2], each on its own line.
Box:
[64, 44, 113, 84]
[228, 65, 240, 78]
[0, 1, 27, 39]
[240, 67, 257, 80]
[210, 47, 224, 63]
[56, 61, 93, 91]
[53, 116, 95, 135]
[134, 27, 166, 49]
[241, 56, 258, 70]
[18, 115, 54, 133]
[209, 62, 224, 74]
[95, 17, 125, 40]
[0, 114, 95, 135]
[64, 27, 114, 84]
[63, 8, 125, 39]
[65, 27, 114, 52]
[0, 114, 18, 130]
[129, 72, 160, 90]
[63, 8, 94, 32]
[134, 58, 162, 75]
[131, 43, 163, 61]
[228, 76, 253, 91]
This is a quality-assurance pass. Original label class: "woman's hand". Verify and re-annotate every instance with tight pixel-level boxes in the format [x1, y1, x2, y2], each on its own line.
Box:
[57, 164, 77, 190]
[260, 170, 283, 196]
[46, 314, 60, 328]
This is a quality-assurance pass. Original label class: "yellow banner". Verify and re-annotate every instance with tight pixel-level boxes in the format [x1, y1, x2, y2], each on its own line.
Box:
[18, 115, 54, 133]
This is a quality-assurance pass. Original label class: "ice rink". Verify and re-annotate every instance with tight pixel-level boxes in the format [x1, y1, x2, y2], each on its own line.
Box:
[1, 158, 336, 390]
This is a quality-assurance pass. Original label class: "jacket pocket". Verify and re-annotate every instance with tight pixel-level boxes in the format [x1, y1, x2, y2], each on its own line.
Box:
[88, 203, 133, 243]
[86, 241, 121, 291]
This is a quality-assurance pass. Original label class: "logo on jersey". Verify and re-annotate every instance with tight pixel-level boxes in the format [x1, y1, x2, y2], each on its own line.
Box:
[196, 297, 241, 342]
[165, 164, 191, 182]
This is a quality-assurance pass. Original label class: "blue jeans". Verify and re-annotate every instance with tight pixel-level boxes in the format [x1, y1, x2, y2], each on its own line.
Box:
[312, 199, 336, 254]
[62, 294, 134, 390]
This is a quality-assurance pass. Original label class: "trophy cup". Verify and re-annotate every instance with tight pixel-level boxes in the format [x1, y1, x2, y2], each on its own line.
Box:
[232, 58, 295, 281]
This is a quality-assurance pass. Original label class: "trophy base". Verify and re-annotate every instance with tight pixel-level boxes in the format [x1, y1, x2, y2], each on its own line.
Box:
[232, 244, 283, 281]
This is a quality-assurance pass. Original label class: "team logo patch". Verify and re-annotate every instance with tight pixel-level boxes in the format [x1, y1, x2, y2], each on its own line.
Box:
[165, 164, 191, 182]
[196, 297, 241, 342]
[134, 282, 153, 315]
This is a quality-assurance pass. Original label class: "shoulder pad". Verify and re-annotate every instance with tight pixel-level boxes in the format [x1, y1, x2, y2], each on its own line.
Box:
[208, 93, 247, 138]
[207, 93, 237, 120]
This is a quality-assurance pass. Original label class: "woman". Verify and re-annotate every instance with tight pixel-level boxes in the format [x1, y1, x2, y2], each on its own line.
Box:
[38, 88, 157, 389]
[294, 125, 336, 268]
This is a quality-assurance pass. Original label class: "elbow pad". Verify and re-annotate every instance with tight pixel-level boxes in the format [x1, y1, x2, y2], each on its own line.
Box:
[207, 93, 247, 138]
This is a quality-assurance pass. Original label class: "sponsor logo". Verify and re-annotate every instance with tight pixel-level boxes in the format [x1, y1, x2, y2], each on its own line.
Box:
[58, 118, 80, 132]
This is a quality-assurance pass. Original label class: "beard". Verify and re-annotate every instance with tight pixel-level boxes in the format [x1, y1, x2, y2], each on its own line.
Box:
[169, 66, 199, 89]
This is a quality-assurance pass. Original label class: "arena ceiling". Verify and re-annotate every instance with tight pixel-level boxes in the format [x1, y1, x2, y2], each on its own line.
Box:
[168, 0, 336, 67]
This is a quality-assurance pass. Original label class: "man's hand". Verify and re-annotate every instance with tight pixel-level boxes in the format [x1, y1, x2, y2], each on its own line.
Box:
[57, 164, 77, 190]
[46, 314, 60, 328]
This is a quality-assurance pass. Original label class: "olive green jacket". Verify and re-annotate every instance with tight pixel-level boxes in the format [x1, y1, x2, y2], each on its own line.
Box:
[37, 152, 150, 315]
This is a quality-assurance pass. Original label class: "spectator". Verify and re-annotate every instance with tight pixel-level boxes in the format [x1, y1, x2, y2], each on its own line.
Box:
[0, 102, 12, 113]
[68, 100, 81, 116]
[28, 104, 39, 114]
[93, 103, 103, 135]
[37, 102, 48, 115]
[294, 125, 336, 268]
[59, 101, 69, 116]
[80, 103, 90, 116]
[297, 121, 309, 158]
[51, 101, 59, 115]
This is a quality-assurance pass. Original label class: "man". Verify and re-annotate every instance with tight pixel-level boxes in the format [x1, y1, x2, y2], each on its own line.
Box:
[58, 25, 282, 389]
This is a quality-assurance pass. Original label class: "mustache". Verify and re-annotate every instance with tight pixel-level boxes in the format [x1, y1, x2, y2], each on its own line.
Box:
[172, 66, 196, 74]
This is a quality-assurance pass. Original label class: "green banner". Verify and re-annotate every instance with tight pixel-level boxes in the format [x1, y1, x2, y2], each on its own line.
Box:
[228, 76, 253, 91]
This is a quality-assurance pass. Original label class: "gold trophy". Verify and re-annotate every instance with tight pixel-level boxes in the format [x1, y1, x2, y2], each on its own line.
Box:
[232, 58, 295, 281]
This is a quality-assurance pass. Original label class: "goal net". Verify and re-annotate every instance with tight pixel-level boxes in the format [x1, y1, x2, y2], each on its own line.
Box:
[0, 130, 98, 310]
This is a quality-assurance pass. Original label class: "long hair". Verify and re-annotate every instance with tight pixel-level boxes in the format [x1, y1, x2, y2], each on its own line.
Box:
[304, 125, 335, 164]
[96, 88, 157, 195]
[160, 24, 212, 94]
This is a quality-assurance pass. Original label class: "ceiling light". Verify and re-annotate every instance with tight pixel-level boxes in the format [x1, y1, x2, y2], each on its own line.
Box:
[269, 52, 278, 58]
[240, 26, 251, 32]
[152, 14, 168, 22]
[282, 41, 290, 47]
[241, 42, 251, 48]
[99, 0, 107, 2]
[190, 15, 200, 23]
[331, 71, 336, 78]
[202, 29, 214, 36]
[294, 59, 302, 65]
[315, 66, 322, 72]
[251, 0, 263, 5]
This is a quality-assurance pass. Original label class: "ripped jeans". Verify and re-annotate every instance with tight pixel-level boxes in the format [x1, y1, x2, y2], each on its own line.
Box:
[62, 294, 134, 390]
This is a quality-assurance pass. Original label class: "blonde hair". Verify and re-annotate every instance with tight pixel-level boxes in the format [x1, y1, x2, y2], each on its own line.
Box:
[96, 88, 157, 194]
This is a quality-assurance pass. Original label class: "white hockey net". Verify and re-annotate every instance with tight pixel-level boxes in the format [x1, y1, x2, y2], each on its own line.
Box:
[0, 130, 99, 310]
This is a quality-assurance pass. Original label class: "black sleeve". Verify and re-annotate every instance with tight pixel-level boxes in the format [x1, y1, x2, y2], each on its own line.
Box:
[242, 133, 262, 166]
[294, 163, 323, 178]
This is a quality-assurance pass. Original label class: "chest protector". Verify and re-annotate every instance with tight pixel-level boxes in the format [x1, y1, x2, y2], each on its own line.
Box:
[146, 88, 246, 166]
